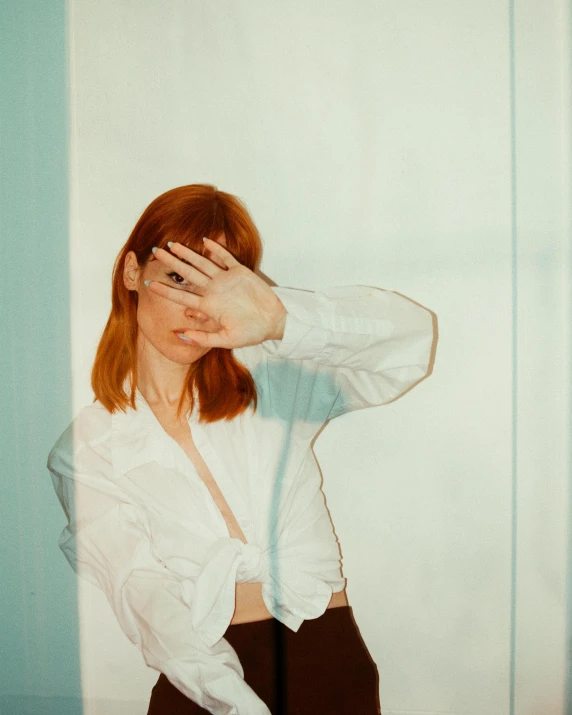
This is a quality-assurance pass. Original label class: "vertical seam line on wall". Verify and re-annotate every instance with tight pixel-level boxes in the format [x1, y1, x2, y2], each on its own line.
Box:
[508, 0, 517, 714]
[565, 0, 572, 710]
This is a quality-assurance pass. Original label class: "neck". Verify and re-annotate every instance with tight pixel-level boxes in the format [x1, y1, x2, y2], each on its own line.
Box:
[136, 336, 191, 411]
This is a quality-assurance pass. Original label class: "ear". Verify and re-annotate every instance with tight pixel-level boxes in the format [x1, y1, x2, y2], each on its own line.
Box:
[123, 251, 141, 291]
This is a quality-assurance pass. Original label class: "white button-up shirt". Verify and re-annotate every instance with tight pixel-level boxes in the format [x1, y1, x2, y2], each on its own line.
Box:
[47, 284, 434, 715]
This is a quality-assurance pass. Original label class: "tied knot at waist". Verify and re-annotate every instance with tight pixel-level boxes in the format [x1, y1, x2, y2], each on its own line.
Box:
[164, 536, 339, 647]
[183, 538, 272, 646]
[235, 541, 269, 583]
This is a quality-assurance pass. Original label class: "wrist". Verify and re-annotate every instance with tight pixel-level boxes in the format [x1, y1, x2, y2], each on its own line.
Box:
[267, 300, 287, 341]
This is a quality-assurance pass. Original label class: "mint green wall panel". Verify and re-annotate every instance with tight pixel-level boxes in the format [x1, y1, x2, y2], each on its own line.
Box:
[0, 1, 81, 713]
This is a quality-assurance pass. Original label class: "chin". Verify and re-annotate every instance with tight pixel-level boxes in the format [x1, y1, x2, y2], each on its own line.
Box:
[170, 345, 209, 364]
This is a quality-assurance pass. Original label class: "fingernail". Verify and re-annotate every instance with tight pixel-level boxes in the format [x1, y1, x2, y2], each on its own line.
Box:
[151, 247, 158, 254]
[167, 241, 173, 248]
[144, 280, 151, 287]
[202, 237, 207, 242]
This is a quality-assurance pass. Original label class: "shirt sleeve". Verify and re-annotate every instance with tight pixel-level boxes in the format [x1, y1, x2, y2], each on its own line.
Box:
[234, 284, 434, 423]
[47, 435, 271, 715]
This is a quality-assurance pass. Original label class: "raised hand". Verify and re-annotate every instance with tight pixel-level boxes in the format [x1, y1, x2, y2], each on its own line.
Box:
[144, 239, 287, 349]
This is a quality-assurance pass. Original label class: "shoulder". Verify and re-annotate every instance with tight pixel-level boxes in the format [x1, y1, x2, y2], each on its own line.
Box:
[47, 401, 112, 476]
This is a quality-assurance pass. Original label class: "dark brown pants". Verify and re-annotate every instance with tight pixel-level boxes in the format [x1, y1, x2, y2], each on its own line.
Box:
[147, 605, 381, 714]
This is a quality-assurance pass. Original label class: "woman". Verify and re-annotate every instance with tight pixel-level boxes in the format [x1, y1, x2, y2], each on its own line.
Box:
[48, 184, 434, 714]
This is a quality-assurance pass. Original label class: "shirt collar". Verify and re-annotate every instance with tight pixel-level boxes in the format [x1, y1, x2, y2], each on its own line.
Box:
[110, 384, 199, 477]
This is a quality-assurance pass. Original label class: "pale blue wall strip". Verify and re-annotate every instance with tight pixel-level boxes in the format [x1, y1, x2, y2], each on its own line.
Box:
[0, 1, 82, 714]
[508, 1, 518, 714]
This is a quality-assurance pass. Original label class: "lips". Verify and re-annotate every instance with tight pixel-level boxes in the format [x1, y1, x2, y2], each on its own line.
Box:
[174, 330, 194, 343]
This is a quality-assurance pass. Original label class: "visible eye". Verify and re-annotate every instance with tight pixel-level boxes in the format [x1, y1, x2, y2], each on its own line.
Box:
[167, 271, 189, 287]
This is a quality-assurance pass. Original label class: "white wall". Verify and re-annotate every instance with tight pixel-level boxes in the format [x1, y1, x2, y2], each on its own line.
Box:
[68, 1, 571, 714]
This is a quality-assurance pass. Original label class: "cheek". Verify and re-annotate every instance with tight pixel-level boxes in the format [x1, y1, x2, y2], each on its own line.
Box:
[137, 291, 178, 329]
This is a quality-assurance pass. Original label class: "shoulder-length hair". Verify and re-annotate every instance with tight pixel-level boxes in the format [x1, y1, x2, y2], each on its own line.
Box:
[91, 184, 262, 422]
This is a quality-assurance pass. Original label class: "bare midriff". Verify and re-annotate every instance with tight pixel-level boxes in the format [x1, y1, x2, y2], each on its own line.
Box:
[231, 582, 349, 625]
[147, 408, 348, 627]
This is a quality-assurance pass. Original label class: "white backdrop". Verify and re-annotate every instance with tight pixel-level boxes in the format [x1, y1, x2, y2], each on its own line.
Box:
[67, 1, 571, 714]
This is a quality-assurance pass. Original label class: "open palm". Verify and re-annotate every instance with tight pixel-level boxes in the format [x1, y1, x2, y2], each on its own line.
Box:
[146, 239, 286, 349]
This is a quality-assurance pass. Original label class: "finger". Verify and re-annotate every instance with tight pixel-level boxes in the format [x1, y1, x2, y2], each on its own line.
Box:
[168, 241, 228, 277]
[201, 237, 242, 270]
[144, 279, 203, 310]
[179, 329, 228, 349]
[152, 247, 210, 288]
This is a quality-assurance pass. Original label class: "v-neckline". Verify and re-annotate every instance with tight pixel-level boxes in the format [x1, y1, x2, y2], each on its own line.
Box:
[135, 388, 250, 544]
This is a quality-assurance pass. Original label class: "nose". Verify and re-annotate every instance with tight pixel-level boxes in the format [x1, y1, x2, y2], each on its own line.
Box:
[184, 304, 207, 322]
